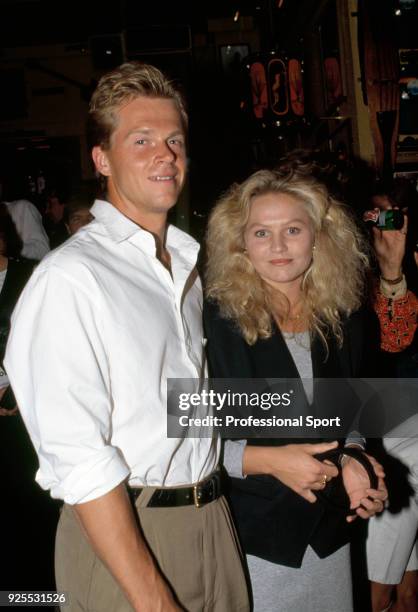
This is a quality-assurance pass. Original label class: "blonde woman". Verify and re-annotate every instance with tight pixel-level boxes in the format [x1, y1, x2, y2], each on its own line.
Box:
[204, 168, 387, 612]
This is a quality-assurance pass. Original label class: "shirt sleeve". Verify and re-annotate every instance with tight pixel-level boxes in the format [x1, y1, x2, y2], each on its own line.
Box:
[222, 439, 247, 478]
[4, 263, 130, 504]
[344, 433, 365, 449]
[8, 200, 50, 260]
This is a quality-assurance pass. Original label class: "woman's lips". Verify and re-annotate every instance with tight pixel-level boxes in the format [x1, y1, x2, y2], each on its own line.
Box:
[269, 259, 292, 265]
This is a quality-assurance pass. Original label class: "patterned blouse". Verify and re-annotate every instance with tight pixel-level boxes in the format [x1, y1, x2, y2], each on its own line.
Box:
[374, 281, 418, 352]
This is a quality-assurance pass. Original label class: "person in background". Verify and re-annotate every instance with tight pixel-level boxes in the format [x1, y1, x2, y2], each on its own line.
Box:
[0, 202, 34, 415]
[63, 198, 93, 236]
[367, 196, 418, 612]
[372, 214, 418, 358]
[0, 174, 50, 262]
[44, 188, 70, 248]
[0, 202, 58, 593]
[5, 61, 249, 612]
[2, 199, 49, 261]
[204, 168, 387, 612]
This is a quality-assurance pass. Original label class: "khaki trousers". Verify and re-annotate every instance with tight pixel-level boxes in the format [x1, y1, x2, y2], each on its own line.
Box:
[55, 489, 250, 612]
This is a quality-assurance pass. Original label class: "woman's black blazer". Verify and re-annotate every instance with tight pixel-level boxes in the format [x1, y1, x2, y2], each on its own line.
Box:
[203, 299, 379, 567]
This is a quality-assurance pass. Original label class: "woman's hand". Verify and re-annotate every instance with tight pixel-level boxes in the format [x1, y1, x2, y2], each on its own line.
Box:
[342, 452, 387, 523]
[372, 213, 407, 280]
[243, 440, 339, 503]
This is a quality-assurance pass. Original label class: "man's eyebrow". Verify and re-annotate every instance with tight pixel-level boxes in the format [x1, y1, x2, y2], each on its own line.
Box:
[126, 128, 185, 137]
[127, 127, 153, 136]
[168, 130, 185, 137]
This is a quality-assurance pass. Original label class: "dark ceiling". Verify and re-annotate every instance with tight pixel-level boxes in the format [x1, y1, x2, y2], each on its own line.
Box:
[0, 0, 326, 48]
[0, 0, 259, 46]
[1, 1, 417, 55]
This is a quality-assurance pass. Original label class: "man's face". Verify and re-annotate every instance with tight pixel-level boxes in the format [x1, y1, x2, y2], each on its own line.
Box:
[67, 208, 93, 235]
[46, 196, 65, 223]
[93, 96, 186, 226]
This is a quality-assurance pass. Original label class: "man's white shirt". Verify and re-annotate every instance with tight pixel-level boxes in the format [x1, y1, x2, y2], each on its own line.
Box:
[5, 199, 218, 504]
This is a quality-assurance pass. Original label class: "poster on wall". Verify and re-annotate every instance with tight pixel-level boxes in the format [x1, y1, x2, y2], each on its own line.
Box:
[249, 61, 268, 119]
[288, 58, 304, 116]
[268, 58, 289, 116]
[323, 56, 343, 108]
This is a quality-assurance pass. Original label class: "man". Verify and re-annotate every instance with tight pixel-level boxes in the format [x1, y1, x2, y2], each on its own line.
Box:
[44, 188, 70, 248]
[63, 199, 93, 235]
[5, 62, 249, 612]
[4, 198, 50, 260]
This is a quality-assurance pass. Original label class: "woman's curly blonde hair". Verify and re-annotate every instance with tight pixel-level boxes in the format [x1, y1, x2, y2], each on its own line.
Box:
[205, 168, 370, 348]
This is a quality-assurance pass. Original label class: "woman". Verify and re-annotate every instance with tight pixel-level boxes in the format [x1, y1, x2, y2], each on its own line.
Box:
[367, 196, 418, 612]
[204, 169, 387, 612]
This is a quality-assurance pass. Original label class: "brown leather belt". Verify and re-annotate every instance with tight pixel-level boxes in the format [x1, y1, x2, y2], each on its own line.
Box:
[129, 471, 222, 508]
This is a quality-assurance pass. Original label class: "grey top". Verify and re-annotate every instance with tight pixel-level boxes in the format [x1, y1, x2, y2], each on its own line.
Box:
[224, 331, 312, 478]
[282, 330, 313, 403]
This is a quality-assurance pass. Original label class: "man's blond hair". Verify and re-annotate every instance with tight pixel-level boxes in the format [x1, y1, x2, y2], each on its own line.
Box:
[88, 61, 188, 150]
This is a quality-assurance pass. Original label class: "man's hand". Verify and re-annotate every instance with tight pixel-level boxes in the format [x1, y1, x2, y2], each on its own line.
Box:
[243, 440, 339, 503]
[74, 484, 183, 612]
[342, 452, 387, 523]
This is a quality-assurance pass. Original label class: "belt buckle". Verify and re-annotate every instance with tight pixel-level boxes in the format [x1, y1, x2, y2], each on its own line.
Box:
[193, 473, 219, 508]
[193, 483, 202, 508]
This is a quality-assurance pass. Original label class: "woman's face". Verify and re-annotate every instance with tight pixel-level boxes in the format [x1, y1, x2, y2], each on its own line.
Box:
[243, 191, 315, 295]
[371, 194, 392, 211]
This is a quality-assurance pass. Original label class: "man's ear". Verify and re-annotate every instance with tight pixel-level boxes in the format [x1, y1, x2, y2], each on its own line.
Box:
[92, 146, 111, 177]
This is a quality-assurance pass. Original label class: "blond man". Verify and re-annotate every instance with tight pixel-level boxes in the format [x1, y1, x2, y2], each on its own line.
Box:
[5, 62, 249, 612]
